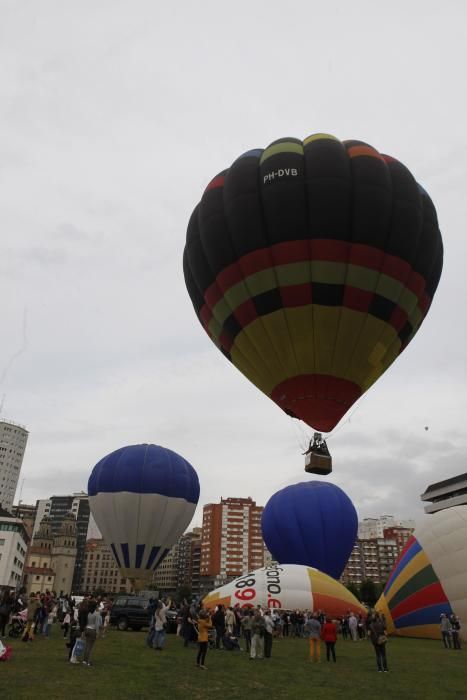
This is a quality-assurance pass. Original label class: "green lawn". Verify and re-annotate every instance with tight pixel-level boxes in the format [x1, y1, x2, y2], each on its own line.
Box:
[2, 629, 466, 700]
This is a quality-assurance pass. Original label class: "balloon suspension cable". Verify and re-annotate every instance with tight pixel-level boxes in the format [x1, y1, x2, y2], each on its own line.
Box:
[326, 392, 369, 441]
[289, 416, 310, 452]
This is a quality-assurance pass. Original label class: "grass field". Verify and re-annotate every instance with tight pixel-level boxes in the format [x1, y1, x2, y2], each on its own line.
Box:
[2, 629, 466, 700]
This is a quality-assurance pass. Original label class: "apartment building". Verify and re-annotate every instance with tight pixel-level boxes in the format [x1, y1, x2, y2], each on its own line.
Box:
[0, 420, 28, 512]
[200, 497, 264, 587]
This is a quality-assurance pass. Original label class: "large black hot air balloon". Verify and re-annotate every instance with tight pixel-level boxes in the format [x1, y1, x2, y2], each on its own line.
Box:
[183, 134, 443, 433]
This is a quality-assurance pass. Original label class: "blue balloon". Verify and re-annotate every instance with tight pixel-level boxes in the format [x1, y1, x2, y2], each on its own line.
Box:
[88, 444, 200, 580]
[261, 481, 358, 579]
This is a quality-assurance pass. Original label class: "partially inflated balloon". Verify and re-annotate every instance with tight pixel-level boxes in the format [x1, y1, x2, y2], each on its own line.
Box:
[184, 134, 443, 432]
[203, 564, 365, 618]
[88, 444, 199, 581]
[376, 506, 467, 639]
[261, 481, 357, 579]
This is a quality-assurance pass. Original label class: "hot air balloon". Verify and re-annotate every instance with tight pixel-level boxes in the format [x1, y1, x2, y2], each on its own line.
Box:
[376, 506, 467, 639]
[203, 564, 366, 618]
[261, 481, 358, 579]
[183, 134, 443, 453]
[88, 444, 200, 585]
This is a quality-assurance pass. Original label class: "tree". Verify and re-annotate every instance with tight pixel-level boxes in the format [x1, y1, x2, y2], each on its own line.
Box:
[359, 579, 378, 607]
[345, 582, 361, 600]
[175, 585, 192, 605]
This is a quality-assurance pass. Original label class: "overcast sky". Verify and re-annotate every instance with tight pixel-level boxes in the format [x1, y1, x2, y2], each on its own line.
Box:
[1, 0, 466, 531]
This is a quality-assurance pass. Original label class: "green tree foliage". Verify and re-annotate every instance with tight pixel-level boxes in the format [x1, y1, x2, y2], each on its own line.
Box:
[359, 579, 378, 606]
[175, 584, 192, 604]
[345, 582, 361, 600]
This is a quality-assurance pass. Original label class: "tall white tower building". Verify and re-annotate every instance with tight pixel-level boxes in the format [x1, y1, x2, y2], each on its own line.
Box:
[0, 420, 29, 512]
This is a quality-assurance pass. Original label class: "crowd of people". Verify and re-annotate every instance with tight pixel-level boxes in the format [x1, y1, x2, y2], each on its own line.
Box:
[1, 586, 462, 672]
[0, 588, 112, 666]
[170, 602, 392, 671]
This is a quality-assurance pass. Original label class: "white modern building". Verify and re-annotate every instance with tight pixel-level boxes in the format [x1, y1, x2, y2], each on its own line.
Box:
[358, 515, 415, 539]
[420, 473, 467, 514]
[0, 506, 29, 589]
[0, 419, 29, 512]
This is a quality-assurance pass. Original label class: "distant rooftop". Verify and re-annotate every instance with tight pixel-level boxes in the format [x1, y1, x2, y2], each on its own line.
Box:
[0, 418, 28, 432]
[420, 472, 467, 514]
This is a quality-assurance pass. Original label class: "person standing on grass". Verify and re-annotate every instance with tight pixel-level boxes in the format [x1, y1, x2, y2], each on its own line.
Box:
[212, 604, 225, 649]
[368, 613, 388, 672]
[0, 590, 13, 637]
[340, 616, 348, 640]
[196, 609, 212, 670]
[263, 610, 274, 658]
[348, 613, 358, 642]
[281, 611, 289, 637]
[440, 613, 452, 649]
[305, 613, 322, 663]
[322, 617, 337, 662]
[22, 592, 40, 642]
[153, 599, 171, 651]
[78, 596, 90, 634]
[82, 601, 102, 666]
[250, 611, 265, 660]
[241, 610, 252, 652]
[450, 615, 461, 650]
[43, 604, 56, 638]
[225, 606, 235, 635]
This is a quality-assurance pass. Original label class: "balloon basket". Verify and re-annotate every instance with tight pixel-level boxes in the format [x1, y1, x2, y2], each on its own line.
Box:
[305, 452, 332, 475]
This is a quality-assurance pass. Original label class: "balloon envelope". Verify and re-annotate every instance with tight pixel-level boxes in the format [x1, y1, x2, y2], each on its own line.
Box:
[88, 444, 200, 581]
[203, 564, 365, 618]
[261, 481, 357, 579]
[376, 506, 467, 639]
[184, 134, 443, 433]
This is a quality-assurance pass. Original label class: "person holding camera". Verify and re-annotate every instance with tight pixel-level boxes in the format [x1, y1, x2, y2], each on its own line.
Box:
[196, 609, 212, 670]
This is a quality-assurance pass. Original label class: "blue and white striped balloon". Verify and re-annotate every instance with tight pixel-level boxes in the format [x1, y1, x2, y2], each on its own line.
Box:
[88, 444, 200, 580]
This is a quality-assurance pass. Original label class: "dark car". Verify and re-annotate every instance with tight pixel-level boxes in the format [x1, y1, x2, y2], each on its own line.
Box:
[109, 596, 152, 631]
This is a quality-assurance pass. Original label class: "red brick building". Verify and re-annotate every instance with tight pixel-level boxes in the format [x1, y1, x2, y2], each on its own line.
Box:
[200, 497, 264, 586]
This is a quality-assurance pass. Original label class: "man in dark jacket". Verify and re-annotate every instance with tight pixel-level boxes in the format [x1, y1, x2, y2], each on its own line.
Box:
[368, 613, 388, 672]
[212, 605, 226, 649]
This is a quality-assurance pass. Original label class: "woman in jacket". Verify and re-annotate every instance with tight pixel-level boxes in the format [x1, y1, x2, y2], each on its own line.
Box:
[196, 610, 212, 670]
[368, 613, 388, 672]
[321, 618, 337, 662]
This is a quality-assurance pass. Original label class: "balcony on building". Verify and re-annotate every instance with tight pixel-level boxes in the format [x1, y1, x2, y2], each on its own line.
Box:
[420, 472, 467, 514]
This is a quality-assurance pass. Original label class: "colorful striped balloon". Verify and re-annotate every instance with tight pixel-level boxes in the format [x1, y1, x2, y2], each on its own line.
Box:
[184, 134, 443, 434]
[376, 506, 467, 639]
[203, 564, 366, 618]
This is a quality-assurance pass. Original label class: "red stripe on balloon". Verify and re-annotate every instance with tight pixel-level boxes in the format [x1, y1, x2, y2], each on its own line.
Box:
[390, 582, 449, 622]
[389, 306, 408, 333]
[343, 286, 373, 313]
[280, 283, 313, 307]
[203, 240, 429, 311]
[204, 175, 225, 192]
[233, 299, 258, 327]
